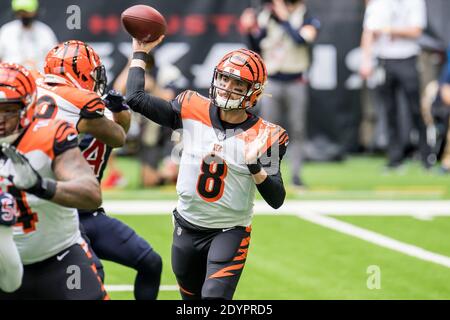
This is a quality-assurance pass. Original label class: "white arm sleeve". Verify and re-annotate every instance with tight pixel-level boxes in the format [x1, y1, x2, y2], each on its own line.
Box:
[0, 226, 23, 293]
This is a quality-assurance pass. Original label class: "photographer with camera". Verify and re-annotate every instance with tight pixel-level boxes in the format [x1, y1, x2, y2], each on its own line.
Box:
[240, 0, 320, 188]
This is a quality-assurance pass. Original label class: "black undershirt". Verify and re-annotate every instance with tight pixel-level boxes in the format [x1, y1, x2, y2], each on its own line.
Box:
[220, 115, 250, 130]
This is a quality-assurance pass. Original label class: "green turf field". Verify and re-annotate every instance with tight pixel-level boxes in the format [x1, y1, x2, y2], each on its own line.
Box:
[99, 156, 450, 300]
[104, 214, 450, 300]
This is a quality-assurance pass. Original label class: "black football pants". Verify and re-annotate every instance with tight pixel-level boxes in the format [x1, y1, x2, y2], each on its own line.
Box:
[171, 210, 251, 300]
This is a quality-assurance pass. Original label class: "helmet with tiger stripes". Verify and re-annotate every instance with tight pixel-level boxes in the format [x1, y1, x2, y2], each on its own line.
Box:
[44, 40, 107, 96]
[0, 63, 37, 142]
[210, 48, 267, 110]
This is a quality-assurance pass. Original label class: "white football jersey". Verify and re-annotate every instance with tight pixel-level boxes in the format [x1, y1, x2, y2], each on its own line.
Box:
[0, 119, 81, 265]
[174, 91, 288, 229]
[33, 72, 105, 129]
[33, 73, 115, 180]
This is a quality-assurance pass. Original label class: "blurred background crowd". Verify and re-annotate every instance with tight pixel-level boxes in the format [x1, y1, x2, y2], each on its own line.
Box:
[1, 0, 449, 189]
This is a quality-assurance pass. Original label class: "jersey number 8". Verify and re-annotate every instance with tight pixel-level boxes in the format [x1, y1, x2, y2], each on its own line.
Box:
[196, 154, 227, 202]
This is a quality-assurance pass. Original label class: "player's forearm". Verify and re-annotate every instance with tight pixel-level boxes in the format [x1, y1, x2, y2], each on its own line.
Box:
[249, 165, 286, 209]
[94, 121, 126, 148]
[77, 117, 126, 148]
[113, 109, 131, 133]
[251, 168, 268, 184]
[51, 176, 102, 210]
[256, 171, 286, 209]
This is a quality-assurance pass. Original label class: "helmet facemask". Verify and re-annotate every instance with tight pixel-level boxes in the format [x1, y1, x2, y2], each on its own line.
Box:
[91, 64, 107, 96]
[210, 69, 253, 111]
[0, 102, 26, 144]
[210, 49, 267, 111]
[0, 62, 36, 144]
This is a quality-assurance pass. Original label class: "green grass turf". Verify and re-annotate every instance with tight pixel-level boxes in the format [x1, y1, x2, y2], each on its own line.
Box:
[336, 216, 450, 257]
[103, 156, 450, 200]
[103, 214, 450, 300]
[100, 155, 450, 299]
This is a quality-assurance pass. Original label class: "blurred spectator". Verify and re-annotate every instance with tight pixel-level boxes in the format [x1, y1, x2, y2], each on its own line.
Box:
[0, 0, 57, 71]
[436, 48, 450, 172]
[114, 57, 178, 187]
[360, 0, 432, 169]
[417, 10, 448, 139]
[240, 0, 320, 187]
[358, 0, 389, 154]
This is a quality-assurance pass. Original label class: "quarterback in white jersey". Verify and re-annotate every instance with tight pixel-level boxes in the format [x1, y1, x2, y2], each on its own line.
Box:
[127, 37, 288, 300]
[0, 62, 108, 300]
[174, 90, 288, 229]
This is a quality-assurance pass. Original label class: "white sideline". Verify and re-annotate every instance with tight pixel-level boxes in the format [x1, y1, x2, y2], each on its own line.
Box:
[104, 200, 450, 216]
[105, 284, 178, 292]
[296, 211, 450, 269]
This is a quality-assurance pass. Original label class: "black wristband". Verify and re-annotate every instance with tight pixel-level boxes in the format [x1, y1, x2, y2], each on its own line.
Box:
[26, 177, 57, 200]
[247, 161, 262, 175]
[132, 51, 150, 64]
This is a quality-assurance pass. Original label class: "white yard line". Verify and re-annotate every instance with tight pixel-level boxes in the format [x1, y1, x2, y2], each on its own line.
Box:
[104, 200, 450, 216]
[105, 284, 178, 292]
[295, 211, 450, 269]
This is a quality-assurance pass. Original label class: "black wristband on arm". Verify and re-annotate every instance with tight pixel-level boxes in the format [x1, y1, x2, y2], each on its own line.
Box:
[247, 161, 262, 175]
[132, 52, 151, 64]
[26, 177, 57, 200]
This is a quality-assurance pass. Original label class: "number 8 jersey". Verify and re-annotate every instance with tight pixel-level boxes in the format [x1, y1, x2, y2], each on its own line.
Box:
[173, 91, 288, 229]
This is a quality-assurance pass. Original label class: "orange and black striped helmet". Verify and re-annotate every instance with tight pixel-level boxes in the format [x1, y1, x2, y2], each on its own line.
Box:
[44, 40, 107, 95]
[210, 48, 267, 110]
[0, 63, 37, 140]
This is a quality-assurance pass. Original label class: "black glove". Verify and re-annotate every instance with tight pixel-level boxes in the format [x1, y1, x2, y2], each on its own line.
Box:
[1, 143, 57, 200]
[102, 90, 130, 113]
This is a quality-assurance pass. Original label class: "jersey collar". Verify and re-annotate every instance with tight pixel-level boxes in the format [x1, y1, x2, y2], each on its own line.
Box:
[209, 104, 259, 141]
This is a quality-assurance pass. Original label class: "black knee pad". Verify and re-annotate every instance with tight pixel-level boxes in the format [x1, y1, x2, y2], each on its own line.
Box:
[201, 279, 230, 300]
[136, 250, 162, 276]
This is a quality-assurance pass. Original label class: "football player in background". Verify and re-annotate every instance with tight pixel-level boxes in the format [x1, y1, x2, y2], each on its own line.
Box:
[0, 62, 107, 299]
[35, 40, 162, 300]
[127, 36, 289, 300]
[0, 192, 22, 293]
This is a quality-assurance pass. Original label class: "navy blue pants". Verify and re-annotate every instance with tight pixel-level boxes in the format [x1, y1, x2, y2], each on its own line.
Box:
[79, 209, 162, 300]
[79, 209, 153, 275]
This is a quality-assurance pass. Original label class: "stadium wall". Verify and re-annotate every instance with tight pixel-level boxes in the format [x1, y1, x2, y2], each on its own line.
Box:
[3, 0, 443, 159]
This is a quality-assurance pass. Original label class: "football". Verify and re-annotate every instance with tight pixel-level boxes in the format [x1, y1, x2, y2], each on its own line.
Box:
[121, 5, 167, 42]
